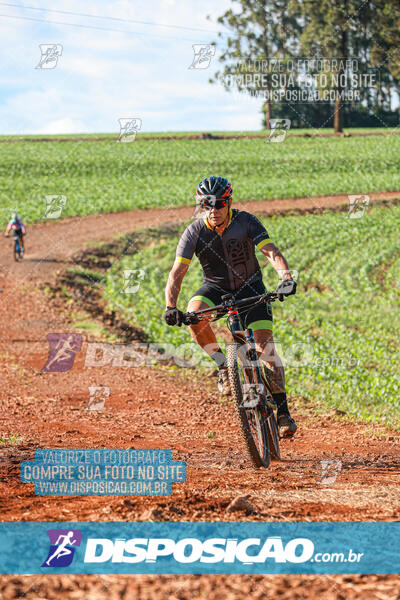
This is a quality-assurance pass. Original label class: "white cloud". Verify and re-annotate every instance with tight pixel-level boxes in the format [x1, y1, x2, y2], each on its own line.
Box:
[0, 0, 265, 134]
[35, 118, 90, 134]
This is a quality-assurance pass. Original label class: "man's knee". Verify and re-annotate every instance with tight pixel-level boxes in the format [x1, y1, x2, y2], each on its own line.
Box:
[187, 300, 210, 333]
[253, 329, 274, 354]
[187, 299, 210, 312]
[254, 331, 283, 368]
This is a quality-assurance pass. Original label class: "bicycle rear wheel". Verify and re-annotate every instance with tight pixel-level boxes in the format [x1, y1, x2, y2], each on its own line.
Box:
[227, 343, 271, 468]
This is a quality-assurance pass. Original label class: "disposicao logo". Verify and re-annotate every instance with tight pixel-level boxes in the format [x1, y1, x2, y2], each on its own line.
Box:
[82, 536, 314, 564]
[41, 334, 82, 373]
[42, 529, 82, 567]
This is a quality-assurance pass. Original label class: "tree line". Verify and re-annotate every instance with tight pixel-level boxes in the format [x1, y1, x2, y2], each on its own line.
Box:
[209, 0, 400, 132]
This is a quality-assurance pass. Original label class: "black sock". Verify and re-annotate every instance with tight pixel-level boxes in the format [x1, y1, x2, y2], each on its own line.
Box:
[273, 392, 289, 417]
[210, 348, 226, 369]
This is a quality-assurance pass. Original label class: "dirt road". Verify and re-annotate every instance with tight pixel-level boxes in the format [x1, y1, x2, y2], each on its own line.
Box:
[1, 190, 399, 283]
[0, 194, 399, 598]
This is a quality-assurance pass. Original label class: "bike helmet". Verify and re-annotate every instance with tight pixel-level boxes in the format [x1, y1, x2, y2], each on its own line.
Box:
[196, 176, 233, 203]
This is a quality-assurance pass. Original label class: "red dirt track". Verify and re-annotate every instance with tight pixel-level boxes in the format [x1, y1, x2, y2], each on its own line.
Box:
[0, 193, 400, 598]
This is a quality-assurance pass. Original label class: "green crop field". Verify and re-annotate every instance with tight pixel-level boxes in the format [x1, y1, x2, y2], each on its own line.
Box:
[103, 203, 400, 427]
[1, 132, 400, 224]
[0, 127, 389, 140]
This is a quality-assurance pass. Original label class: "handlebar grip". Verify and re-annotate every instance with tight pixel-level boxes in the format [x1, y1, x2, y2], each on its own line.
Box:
[181, 313, 200, 325]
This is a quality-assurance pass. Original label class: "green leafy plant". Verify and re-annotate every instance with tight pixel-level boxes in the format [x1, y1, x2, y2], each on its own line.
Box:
[2, 134, 400, 225]
[0, 433, 22, 445]
[104, 204, 400, 428]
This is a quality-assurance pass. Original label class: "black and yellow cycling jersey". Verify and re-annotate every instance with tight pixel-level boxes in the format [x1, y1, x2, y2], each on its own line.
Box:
[176, 208, 273, 291]
[176, 208, 274, 331]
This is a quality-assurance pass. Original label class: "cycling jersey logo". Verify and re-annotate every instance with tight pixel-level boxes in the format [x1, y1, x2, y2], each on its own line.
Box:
[225, 237, 249, 286]
[42, 529, 82, 567]
[42, 333, 83, 373]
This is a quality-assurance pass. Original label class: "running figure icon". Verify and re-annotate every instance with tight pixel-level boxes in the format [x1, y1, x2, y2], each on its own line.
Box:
[45, 531, 77, 566]
[41, 528, 82, 568]
[41, 333, 82, 373]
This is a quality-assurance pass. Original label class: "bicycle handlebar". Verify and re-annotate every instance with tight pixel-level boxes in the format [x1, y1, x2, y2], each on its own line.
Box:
[181, 290, 279, 325]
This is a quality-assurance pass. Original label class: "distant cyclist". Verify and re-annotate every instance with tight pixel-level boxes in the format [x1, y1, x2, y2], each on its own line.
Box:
[164, 176, 297, 437]
[5, 213, 26, 255]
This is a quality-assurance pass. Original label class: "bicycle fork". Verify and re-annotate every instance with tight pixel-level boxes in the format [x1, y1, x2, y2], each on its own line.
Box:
[228, 309, 274, 411]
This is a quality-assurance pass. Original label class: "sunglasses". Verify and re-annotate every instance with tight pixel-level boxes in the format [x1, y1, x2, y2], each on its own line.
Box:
[200, 198, 228, 210]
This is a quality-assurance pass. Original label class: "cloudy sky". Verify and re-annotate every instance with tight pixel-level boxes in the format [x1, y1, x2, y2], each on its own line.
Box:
[0, 0, 265, 134]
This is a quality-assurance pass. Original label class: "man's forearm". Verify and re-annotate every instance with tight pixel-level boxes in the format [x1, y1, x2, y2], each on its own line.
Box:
[273, 254, 292, 279]
[165, 265, 188, 307]
[262, 245, 292, 280]
[165, 261, 189, 308]
[165, 276, 181, 307]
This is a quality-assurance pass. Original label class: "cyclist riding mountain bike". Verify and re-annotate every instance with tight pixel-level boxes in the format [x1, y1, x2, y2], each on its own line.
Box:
[5, 213, 26, 255]
[164, 176, 297, 437]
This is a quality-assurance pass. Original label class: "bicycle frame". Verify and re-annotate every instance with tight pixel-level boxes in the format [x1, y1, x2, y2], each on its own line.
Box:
[225, 303, 265, 404]
[12, 231, 24, 261]
[181, 289, 281, 467]
[183, 290, 278, 410]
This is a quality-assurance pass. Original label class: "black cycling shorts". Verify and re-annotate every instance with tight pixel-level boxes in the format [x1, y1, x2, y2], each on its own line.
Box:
[188, 279, 273, 331]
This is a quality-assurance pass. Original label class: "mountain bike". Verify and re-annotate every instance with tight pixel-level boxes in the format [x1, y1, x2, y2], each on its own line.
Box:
[182, 290, 281, 469]
[13, 233, 24, 261]
[5, 227, 25, 261]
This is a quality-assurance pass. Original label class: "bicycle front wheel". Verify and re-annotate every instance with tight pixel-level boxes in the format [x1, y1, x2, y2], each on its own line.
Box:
[227, 343, 271, 468]
[14, 240, 20, 261]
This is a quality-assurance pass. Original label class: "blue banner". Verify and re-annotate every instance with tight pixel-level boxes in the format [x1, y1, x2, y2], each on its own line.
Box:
[0, 522, 399, 574]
